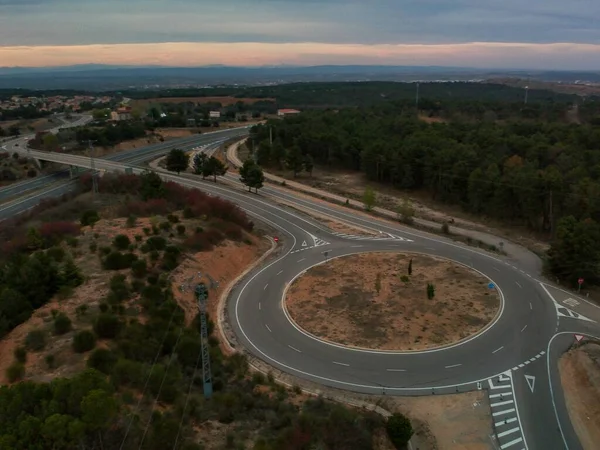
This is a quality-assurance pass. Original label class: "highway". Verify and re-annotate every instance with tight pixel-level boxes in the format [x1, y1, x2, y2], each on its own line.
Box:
[8, 141, 600, 450]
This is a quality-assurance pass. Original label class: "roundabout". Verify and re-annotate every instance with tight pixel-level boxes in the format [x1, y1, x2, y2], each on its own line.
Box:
[284, 251, 501, 352]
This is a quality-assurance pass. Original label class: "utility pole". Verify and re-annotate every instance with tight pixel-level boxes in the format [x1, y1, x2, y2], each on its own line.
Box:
[269, 126, 273, 146]
[415, 82, 420, 111]
[88, 140, 98, 196]
[524, 86, 529, 105]
[195, 283, 213, 398]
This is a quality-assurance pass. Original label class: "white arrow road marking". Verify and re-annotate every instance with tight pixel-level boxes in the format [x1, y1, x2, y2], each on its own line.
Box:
[525, 375, 535, 393]
[301, 240, 307, 247]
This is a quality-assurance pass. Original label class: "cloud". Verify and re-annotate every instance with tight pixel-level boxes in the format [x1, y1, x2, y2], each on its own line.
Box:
[1, 41, 600, 70]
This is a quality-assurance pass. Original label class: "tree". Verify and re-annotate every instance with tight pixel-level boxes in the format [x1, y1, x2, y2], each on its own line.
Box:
[81, 389, 118, 431]
[193, 152, 208, 177]
[60, 258, 84, 288]
[113, 234, 131, 250]
[53, 313, 72, 335]
[80, 209, 100, 228]
[303, 154, 314, 177]
[285, 145, 304, 177]
[139, 170, 165, 200]
[207, 156, 227, 182]
[363, 186, 376, 211]
[43, 133, 60, 151]
[386, 413, 414, 449]
[165, 148, 189, 174]
[397, 199, 415, 224]
[239, 159, 265, 193]
[94, 313, 122, 339]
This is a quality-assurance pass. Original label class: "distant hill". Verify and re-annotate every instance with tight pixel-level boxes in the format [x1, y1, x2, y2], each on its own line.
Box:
[0, 64, 598, 91]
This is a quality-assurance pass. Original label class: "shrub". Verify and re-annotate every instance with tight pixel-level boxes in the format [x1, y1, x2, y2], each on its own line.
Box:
[386, 413, 414, 449]
[159, 221, 171, 231]
[99, 303, 109, 313]
[89, 242, 98, 252]
[167, 214, 180, 223]
[146, 236, 167, 251]
[176, 224, 186, 236]
[184, 228, 224, 251]
[14, 346, 27, 363]
[6, 362, 25, 382]
[113, 234, 131, 250]
[143, 227, 151, 236]
[108, 274, 130, 302]
[45, 354, 56, 369]
[149, 250, 160, 262]
[103, 251, 137, 270]
[80, 210, 100, 228]
[400, 275, 410, 283]
[441, 222, 450, 234]
[131, 259, 147, 278]
[38, 221, 81, 247]
[66, 237, 78, 248]
[94, 313, 122, 339]
[25, 329, 46, 351]
[427, 283, 435, 299]
[87, 348, 117, 374]
[53, 313, 72, 335]
[126, 215, 137, 228]
[134, 234, 143, 242]
[99, 246, 111, 256]
[72, 330, 97, 353]
[75, 304, 88, 316]
[46, 246, 66, 262]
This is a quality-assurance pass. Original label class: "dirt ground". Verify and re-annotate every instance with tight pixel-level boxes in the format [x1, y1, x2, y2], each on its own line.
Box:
[286, 252, 499, 350]
[0, 214, 266, 384]
[268, 164, 550, 256]
[130, 96, 274, 109]
[559, 342, 600, 450]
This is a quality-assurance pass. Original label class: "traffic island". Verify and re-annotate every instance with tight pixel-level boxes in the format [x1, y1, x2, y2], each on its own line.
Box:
[285, 252, 500, 351]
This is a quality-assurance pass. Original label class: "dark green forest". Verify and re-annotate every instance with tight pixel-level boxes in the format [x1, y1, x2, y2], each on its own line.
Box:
[250, 102, 600, 286]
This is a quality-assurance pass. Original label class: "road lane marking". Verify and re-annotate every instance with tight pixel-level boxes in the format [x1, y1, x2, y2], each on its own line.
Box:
[445, 363, 462, 369]
[264, 283, 268, 290]
[332, 361, 349, 367]
[515, 281, 522, 288]
[258, 303, 261, 310]
[498, 427, 520, 438]
[265, 324, 272, 332]
[492, 408, 516, 417]
[490, 392, 513, 398]
[297, 258, 306, 263]
[493, 267, 500, 272]
[521, 325, 527, 332]
[350, 245, 364, 248]
[490, 399, 514, 407]
[277, 270, 283, 275]
[529, 302, 532, 310]
[495, 417, 518, 427]
[386, 368, 407, 372]
[492, 346, 504, 354]
[500, 437, 523, 449]
[288, 345, 302, 353]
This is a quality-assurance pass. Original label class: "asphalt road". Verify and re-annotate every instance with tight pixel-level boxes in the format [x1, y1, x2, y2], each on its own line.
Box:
[8, 144, 600, 450]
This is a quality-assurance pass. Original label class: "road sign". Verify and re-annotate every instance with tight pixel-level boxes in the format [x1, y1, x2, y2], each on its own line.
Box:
[273, 237, 279, 243]
[525, 375, 535, 393]
[488, 282, 495, 289]
[575, 334, 585, 342]
[578, 278, 584, 285]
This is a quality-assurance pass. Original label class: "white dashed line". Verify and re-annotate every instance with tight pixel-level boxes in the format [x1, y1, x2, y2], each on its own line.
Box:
[350, 245, 364, 248]
[297, 258, 306, 263]
[332, 361, 349, 367]
[500, 437, 523, 449]
[492, 408, 516, 417]
[529, 302, 533, 310]
[277, 270, 283, 275]
[265, 324, 272, 332]
[491, 399, 514, 407]
[492, 346, 504, 354]
[515, 281, 522, 288]
[288, 345, 302, 353]
[493, 267, 500, 272]
[264, 283, 268, 290]
[521, 325, 527, 332]
[498, 427, 521, 438]
[386, 368, 407, 372]
[445, 363, 462, 369]
[258, 302, 261, 310]
[490, 392, 513, 398]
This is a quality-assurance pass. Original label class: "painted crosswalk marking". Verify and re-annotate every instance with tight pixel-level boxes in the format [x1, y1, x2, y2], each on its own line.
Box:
[487, 372, 527, 449]
[331, 231, 414, 242]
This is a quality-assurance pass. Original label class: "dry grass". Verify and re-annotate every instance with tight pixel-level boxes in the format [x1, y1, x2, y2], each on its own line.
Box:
[286, 252, 499, 350]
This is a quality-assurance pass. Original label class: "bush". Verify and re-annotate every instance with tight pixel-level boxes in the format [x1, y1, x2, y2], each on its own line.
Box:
[134, 234, 143, 242]
[150, 250, 160, 261]
[143, 227, 151, 236]
[176, 224, 186, 236]
[94, 313, 122, 339]
[45, 354, 56, 369]
[386, 413, 414, 449]
[441, 222, 450, 234]
[126, 215, 137, 228]
[6, 362, 25, 382]
[167, 214, 180, 223]
[131, 259, 147, 278]
[146, 236, 167, 251]
[38, 221, 81, 247]
[80, 209, 100, 227]
[66, 237, 78, 248]
[25, 329, 46, 351]
[14, 346, 27, 363]
[87, 348, 117, 374]
[46, 246, 66, 262]
[89, 242, 98, 252]
[113, 234, 131, 250]
[103, 251, 137, 270]
[159, 221, 171, 231]
[53, 313, 72, 335]
[427, 283, 435, 299]
[72, 330, 97, 353]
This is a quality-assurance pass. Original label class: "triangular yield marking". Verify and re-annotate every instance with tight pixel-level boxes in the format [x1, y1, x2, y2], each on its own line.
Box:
[301, 241, 307, 247]
[575, 334, 585, 342]
[525, 375, 535, 393]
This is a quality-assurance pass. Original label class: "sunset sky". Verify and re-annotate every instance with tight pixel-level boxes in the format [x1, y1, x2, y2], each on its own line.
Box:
[1, 0, 599, 69]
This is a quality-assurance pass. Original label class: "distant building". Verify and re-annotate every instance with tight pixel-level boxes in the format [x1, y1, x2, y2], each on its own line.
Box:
[209, 111, 221, 119]
[110, 106, 132, 121]
[277, 109, 301, 117]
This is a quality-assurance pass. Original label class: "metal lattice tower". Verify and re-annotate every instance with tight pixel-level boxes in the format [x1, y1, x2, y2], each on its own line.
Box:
[195, 283, 213, 398]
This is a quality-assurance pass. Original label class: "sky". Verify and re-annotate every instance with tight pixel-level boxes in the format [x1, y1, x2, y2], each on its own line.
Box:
[1, 0, 599, 70]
